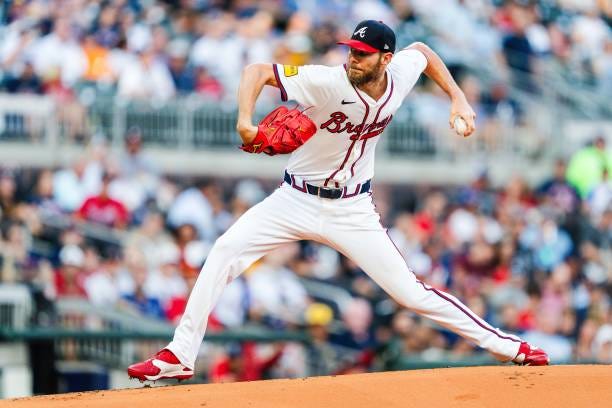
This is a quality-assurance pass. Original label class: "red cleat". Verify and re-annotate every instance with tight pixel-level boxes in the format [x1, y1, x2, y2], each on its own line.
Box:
[127, 349, 193, 382]
[512, 342, 550, 366]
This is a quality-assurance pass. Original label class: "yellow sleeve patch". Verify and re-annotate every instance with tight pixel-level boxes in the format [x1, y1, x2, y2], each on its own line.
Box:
[283, 65, 298, 77]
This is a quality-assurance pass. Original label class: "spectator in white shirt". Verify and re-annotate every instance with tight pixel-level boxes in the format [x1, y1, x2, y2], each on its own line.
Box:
[125, 210, 175, 270]
[30, 18, 87, 87]
[117, 47, 175, 102]
[83, 250, 132, 307]
[190, 12, 238, 90]
[0, 20, 38, 76]
[248, 244, 309, 325]
[53, 157, 103, 212]
[571, 8, 611, 60]
[144, 242, 188, 307]
[167, 179, 217, 241]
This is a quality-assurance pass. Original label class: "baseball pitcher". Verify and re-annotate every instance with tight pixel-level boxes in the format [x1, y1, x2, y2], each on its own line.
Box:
[128, 20, 549, 382]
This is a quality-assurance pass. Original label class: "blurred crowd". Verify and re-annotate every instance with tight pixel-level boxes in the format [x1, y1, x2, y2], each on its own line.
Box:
[0, 0, 610, 102]
[0, 0, 610, 161]
[0, 127, 611, 381]
[0, 0, 611, 384]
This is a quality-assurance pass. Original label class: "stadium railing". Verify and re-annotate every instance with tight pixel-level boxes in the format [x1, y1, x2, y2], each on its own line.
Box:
[0, 92, 574, 185]
[0, 292, 310, 369]
[0, 284, 32, 331]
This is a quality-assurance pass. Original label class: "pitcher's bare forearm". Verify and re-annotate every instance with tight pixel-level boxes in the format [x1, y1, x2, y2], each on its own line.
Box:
[407, 42, 476, 135]
[236, 63, 278, 144]
[407, 42, 464, 101]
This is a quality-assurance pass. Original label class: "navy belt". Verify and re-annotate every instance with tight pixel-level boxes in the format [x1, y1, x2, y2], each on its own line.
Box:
[284, 171, 371, 199]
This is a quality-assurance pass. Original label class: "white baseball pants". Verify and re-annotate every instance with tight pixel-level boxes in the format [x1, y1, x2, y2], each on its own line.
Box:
[167, 182, 521, 369]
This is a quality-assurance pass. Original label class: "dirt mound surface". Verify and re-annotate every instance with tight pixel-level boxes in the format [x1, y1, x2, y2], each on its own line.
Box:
[3, 365, 611, 408]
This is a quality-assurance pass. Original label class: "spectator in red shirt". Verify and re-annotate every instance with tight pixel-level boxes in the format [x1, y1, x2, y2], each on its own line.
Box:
[76, 173, 129, 229]
[195, 66, 223, 100]
[54, 244, 87, 298]
[209, 342, 284, 383]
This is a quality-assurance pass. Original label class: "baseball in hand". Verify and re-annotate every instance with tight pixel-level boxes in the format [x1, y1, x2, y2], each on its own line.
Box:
[453, 116, 468, 137]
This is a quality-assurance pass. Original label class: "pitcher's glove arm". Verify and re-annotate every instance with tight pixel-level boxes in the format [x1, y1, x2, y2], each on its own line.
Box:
[240, 106, 316, 155]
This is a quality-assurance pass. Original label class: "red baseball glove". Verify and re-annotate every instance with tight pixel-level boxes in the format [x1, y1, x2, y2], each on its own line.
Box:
[240, 106, 317, 155]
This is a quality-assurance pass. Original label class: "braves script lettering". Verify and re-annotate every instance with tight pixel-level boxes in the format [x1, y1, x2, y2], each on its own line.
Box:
[320, 111, 393, 140]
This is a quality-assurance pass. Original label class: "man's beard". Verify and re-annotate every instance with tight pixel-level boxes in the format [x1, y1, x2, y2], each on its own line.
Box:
[348, 60, 383, 86]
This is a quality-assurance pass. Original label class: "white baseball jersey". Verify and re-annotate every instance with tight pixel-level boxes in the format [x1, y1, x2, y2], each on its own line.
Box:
[272, 48, 427, 187]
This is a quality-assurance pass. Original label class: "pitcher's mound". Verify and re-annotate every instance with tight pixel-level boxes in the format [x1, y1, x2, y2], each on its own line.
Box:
[4, 365, 611, 408]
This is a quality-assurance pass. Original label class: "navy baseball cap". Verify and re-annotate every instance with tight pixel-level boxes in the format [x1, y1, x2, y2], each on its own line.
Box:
[338, 20, 396, 54]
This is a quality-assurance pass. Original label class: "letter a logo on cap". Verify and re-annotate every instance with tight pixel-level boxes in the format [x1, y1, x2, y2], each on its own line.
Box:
[354, 27, 367, 38]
